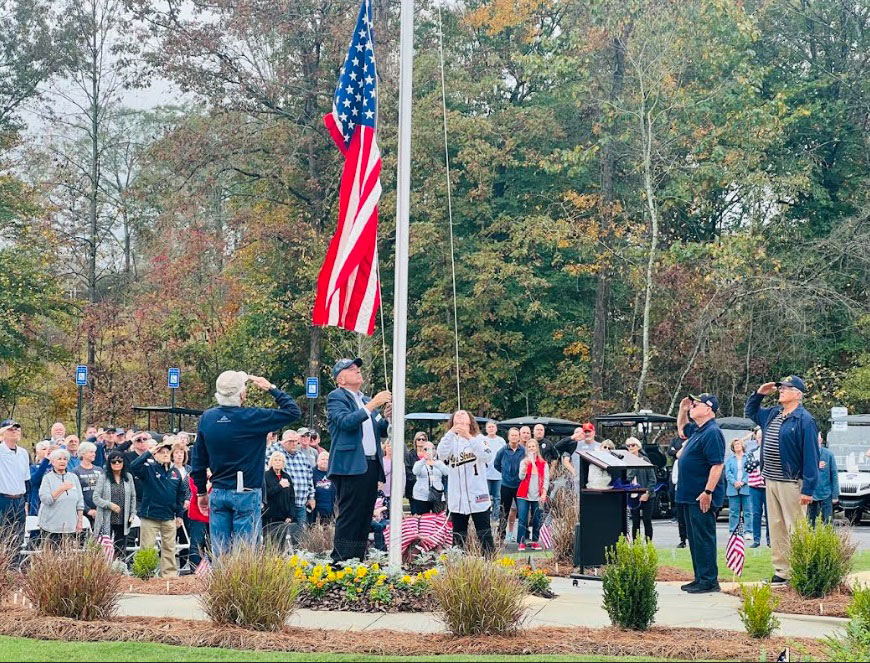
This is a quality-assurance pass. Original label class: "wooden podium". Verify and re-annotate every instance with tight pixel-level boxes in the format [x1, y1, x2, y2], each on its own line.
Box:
[572, 449, 655, 574]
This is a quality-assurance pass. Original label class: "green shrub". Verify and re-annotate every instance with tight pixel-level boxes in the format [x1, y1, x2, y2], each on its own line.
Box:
[789, 519, 855, 598]
[848, 584, 870, 630]
[131, 547, 160, 580]
[431, 554, 527, 636]
[602, 535, 658, 630]
[824, 621, 870, 662]
[22, 539, 121, 620]
[199, 542, 300, 631]
[738, 582, 780, 638]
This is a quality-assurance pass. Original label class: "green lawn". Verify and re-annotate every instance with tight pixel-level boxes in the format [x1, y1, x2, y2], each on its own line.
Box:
[0, 636, 667, 662]
[657, 546, 870, 583]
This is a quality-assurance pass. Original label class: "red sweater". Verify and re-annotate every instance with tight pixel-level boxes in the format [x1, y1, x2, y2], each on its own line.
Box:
[188, 476, 210, 522]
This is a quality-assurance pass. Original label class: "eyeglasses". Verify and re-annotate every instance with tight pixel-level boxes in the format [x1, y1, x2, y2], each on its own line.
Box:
[777, 385, 798, 392]
[110, 459, 124, 464]
[5, 424, 21, 430]
[134, 437, 148, 443]
[690, 401, 707, 409]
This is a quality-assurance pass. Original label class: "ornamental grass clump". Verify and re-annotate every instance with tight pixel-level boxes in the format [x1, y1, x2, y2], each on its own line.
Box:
[431, 554, 527, 636]
[0, 531, 17, 602]
[601, 535, 658, 630]
[23, 539, 121, 620]
[199, 542, 300, 631]
[789, 519, 855, 598]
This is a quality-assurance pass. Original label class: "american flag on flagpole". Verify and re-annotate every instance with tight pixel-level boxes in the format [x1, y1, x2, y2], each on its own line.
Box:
[313, 0, 382, 336]
[725, 515, 746, 576]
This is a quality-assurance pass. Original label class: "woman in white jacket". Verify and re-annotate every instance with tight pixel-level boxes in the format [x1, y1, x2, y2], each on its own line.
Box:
[437, 410, 494, 554]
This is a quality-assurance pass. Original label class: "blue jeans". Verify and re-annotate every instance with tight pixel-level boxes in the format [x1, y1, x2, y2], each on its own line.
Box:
[488, 479, 501, 517]
[0, 494, 26, 558]
[749, 487, 769, 545]
[728, 493, 753, 533]
[808, 498, 833, 525]
[370, 519, 386, 550]
[516, 498, 541, 544]
[209, 489, 262, 556]
[683, 503, 718, 586]
[188, 519, 209, 566]
[290, 504, 307, 545]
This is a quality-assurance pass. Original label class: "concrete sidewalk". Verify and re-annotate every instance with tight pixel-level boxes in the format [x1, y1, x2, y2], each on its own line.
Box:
[116, 577, 848, 639]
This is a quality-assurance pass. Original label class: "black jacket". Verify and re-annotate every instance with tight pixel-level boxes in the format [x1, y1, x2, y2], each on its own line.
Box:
[263, 469, 296, 523]
[130, 451, 186, 521]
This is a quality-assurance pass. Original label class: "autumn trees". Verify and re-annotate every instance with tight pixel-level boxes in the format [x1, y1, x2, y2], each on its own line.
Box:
[1, 0, 869, 431]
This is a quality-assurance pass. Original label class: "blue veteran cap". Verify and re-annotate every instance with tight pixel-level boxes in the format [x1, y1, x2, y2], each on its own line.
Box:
[689, 393, 719, 413]
[332, 357, 363, 379]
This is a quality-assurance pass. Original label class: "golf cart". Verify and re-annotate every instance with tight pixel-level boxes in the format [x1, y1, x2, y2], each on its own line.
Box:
[593, 411, 678, 519]
[829, 412, 870, 525]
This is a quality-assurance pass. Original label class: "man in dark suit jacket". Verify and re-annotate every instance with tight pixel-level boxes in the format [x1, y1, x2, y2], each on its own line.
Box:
[327, 358, 391, 563]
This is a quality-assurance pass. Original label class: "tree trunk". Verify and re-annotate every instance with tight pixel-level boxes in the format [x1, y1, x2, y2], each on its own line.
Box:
[634, 107, 659, 411]
[592, 31, 628, 400]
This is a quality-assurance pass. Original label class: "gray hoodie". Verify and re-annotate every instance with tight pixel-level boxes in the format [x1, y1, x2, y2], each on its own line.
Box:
[39, 470, 84, 533]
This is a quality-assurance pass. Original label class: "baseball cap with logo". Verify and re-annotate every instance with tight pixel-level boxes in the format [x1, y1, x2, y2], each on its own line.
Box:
[332, 357, 363, 379]
[775, 375, 807, 393]
[0, 419, 20, 434]
[216, 370, 249, 398]
[689, 393, 720, 413]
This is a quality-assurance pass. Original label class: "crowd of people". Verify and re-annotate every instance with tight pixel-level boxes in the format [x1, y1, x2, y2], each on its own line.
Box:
[0, 366, 847, 589]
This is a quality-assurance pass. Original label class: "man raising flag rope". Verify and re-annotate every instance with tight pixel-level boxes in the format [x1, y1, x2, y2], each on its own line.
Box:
[313, 0, 382, 335]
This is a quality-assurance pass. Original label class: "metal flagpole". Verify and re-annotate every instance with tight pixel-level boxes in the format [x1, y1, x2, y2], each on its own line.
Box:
[388, 0, 415, 572]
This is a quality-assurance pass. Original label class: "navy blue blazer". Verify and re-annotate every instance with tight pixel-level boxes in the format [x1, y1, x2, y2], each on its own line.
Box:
[326, 387, 389, 479]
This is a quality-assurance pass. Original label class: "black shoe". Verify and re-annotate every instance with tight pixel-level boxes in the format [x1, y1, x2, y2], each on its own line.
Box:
[676, 541, 686, 549]
[680, 581, 699, 591]
[686, 583, 721, 594]
[749, 542, 760, 548]
[769, 575, 788, 586]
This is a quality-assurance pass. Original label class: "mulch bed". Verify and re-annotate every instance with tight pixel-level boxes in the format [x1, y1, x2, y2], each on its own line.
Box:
[297, 587, 437, 613]
[724, 584, 852, 619]
[531, 562, 694, 583]
[0, 606, 825, 660]
[120, 576, 203, 595]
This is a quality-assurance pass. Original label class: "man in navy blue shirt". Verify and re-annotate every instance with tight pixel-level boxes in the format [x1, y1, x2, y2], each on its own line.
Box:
[192, 371, 301, 556]
[676, 393, 726, 594]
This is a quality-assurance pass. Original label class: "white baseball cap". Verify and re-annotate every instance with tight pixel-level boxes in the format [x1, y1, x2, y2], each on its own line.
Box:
[215, 371, 249, 398]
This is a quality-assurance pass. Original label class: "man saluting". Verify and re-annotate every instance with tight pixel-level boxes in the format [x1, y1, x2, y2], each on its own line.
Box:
[327, 358, 391, 563]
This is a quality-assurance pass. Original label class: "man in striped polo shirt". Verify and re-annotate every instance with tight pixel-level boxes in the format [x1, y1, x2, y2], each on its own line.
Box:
[745, 375, 819, 586]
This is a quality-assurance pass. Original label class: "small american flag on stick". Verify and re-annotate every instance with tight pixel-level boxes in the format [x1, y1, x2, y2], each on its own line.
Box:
[97, 534, 114, 562]
[725, 515, 746, 576]
[195, 558, 212, 577]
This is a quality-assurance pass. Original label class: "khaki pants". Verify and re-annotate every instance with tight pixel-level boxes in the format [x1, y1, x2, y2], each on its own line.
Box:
[766, 480, 806, 579]
[140, 517, 178, 578]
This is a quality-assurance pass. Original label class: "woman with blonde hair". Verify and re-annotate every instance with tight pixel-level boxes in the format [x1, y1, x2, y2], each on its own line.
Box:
[517, 439, 549, 551]
[437, 410, 494, 553]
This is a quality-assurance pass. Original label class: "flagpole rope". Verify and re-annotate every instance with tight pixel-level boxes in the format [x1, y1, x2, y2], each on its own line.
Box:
[436, 1, 462, 411]
[369, 2, 390, 393]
